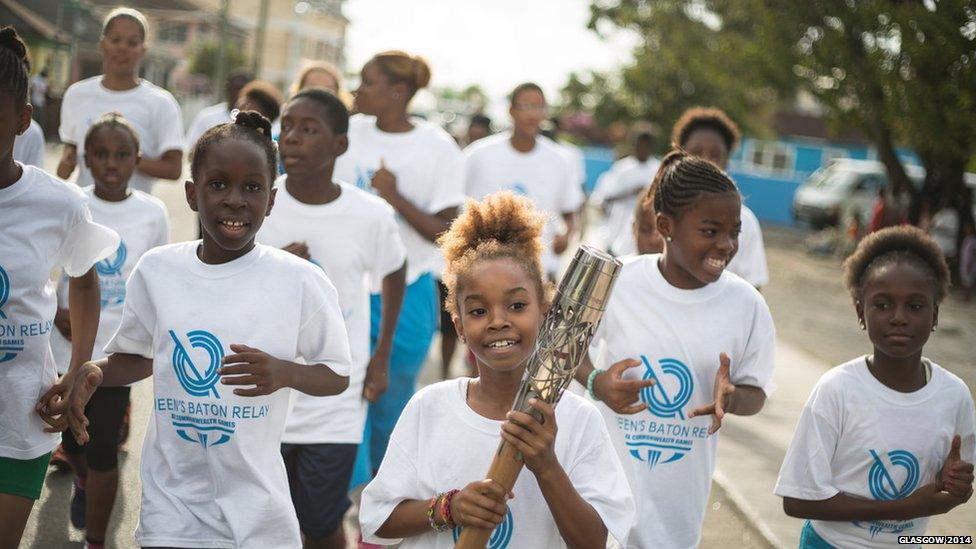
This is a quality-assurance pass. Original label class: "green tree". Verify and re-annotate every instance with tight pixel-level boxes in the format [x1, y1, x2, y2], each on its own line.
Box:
[187, 41, 246, 84]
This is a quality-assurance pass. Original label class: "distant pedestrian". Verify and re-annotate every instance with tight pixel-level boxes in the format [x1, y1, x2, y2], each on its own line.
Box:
[592, 130, 660, 254]
[30, 69, 47, 126]
[289, 60, 352, 108]
[185, 69, 252, 150]
[776, 225, 974, 548]
[465, 113, 491, 146]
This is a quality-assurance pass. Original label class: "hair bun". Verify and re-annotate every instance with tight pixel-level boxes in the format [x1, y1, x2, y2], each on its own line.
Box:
[411, 55, 431, 90]
[440, 191, 546, 265]
[0, 26, 29, 68]
[232, 109, 272, 138]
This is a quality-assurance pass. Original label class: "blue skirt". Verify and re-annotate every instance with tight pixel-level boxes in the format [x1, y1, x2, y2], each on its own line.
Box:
[799, 521, 835, 549]
[349, 272, 439, 489]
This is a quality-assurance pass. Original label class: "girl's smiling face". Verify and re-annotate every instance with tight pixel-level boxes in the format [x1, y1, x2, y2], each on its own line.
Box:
[658, 192, 741, 289]
[453, 258, 545, 373]
[100, 17, 146, 76]
[857, 261, 939, 360]
[185, 139, 276, 263]
[85, 126, 138, 198]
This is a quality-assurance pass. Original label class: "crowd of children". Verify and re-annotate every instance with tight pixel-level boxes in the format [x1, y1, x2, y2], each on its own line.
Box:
[1, 8, 974, 549]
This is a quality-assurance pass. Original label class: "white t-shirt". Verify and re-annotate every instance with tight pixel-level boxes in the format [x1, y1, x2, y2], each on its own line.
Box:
[104, 242, 352, 549]
[463, 133, 585, 273]
[13, 119, 44, 169]
[333, 114, 464, 285]
[590, 254, 776, 548]
[591, 156, 659, 251]
[776, 357, 976, 548]
[50, 189, 169, 375]
[59, 76, 184, 193]
[930, 208, 960, 258]
[31, 74, 47, 106]
[186, 101, 232, 150]
[360, 378, 635, 548]
[0, 164, 119, 460]
[258, 179, 406, 444]
[553, 138, 586, 188]
[726, 205, 768, 287]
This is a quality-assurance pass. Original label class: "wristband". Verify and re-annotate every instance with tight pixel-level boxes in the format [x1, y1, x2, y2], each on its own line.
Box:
[586, 369, 604, 401]
[427, 494, 450, 532]
[441, 489, 459, 529]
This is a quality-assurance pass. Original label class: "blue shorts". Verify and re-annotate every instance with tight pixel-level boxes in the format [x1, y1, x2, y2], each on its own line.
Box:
[281, 443, 358, 539]
[799, 521, 835, 549]
[350, 272, 439, 488]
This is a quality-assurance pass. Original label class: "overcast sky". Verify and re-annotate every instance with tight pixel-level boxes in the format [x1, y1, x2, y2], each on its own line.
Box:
[343, 0, 637, 110]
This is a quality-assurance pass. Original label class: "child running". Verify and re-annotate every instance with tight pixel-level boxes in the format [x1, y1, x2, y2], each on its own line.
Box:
[0, 26, 119, 548]
[776, 226, 974, 548]
[575, 150, 777, 548]
[49, 112, 169, 547]
[257, 88, 407, 548]
[57, 8, 184, 194]
[50, 111, 353, 549]
[359, 192, 634, 548]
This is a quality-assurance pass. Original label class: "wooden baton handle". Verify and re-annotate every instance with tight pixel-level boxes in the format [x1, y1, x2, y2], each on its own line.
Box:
[454, 440, 524, 549]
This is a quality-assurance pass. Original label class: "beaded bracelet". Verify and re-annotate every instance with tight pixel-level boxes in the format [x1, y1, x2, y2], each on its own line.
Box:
[441, 489, 459, 529]
[427, 493, 450, 532]
[586, 369, 604, 401]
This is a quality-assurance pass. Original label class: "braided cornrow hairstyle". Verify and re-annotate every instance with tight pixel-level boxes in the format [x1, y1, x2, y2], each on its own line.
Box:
[438, 191, 552, 318]
[190, 110, 277, 182]
[84, 112, 141, 153]
[646, 149, 739, 218]
[0, 26, 30, 107]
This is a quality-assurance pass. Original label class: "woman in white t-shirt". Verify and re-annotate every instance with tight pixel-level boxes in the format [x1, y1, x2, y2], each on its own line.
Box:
[575, 151, 777, 548]
[334, 51, 465, 484]
[57, 8, 184, 194]
[0, 27, 119, 548]
[53, 112, 353, 549]
[360, 192, 633, 548]
[776, 226, 975, 548]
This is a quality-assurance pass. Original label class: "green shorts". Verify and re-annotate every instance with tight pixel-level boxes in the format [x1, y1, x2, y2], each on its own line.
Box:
[0, 452, 52, 500]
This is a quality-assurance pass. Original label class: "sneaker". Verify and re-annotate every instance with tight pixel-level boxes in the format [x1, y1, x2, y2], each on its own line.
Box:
[49, 444, 71, 471]
[70, 478, 86, 530]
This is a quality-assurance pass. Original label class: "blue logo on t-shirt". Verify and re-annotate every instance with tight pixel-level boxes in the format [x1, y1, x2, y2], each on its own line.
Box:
[96, 241, 127, 276]
[453, 508, 514, 549]
[854, 449, 920, 537]
[355, 166, 375, 192]
[0, 265, 26, 363]
[620, 356, 703, 468]
[169, 330, 223, 398]
[510, 183, 528, 196]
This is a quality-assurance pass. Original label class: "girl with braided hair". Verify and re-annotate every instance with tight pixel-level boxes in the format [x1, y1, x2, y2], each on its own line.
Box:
[359, 192, 633, 548]
[0, 26, 119, 548]
[54, 111, 354, 549]
[577, 149, 776, 548]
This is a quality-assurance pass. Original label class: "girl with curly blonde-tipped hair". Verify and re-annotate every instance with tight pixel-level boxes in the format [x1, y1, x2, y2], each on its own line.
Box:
[359, 192, 633, 548]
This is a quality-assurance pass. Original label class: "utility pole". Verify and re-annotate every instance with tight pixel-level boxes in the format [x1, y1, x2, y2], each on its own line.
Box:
[252, 0, 270, 77]
[214, 0, 230, 100]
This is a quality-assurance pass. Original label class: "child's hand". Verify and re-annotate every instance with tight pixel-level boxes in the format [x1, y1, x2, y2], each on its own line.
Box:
[450, 479, 511, 530]
[939, 435, 975, 500]
[552, 231, 570, 255]
[36, 362, 103, 443]
[281, 242, 310, 260]
[362, 353, 389, 402]
[501, 398, 558, 475]
[689, 352, 735, 434]
[370, 158, 398, 201]
[593, 358, 655, 415]
[907, 482, 969, 516]
[220, 344, 290, 396]
[54, 308, 72, 340]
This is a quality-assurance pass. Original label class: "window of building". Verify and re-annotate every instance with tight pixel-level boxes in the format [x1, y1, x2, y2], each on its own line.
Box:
[747, 140, 795, 174]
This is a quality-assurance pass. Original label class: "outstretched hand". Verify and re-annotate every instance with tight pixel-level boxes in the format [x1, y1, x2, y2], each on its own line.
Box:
[688, 352, 735, 434]
[939, 434, 975, 500]
[593, 358, 655, 415]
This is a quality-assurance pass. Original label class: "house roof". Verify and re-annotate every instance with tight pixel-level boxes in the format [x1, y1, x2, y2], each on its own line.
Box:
[0, 0, 72, 44]
[773, 109, 868, 144]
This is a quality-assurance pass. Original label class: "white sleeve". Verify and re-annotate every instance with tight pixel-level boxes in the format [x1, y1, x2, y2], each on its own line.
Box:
[57, 201, 120, 277]
[729, 295, 776, 396]
[370, 204, 407, 288]
[428, 139, 465, 214]
[14, 121, 44, 168]
[590, 165, 618, 202]
[729, 207, 769, 287]
[58, 85, 80, 145]
[360, 398, 423, 545]
[565, 406, 635, 544]
[104, 264, 156, 358]
[774, 382, 842, 501]
[185, 111, 209, 151]
[152, 92, 185, 156]
[955, 391, 976, 463]
[155, 207, 171, 248]
[297, 273, 352, 376]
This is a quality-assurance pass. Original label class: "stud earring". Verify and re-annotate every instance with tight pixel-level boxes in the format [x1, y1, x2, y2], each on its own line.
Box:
[665, 236, 672, 243]
[931, 325, 937, 332]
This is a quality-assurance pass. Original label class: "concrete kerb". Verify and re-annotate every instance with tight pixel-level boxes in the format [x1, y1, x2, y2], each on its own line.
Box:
[713, 469, 786, 549]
